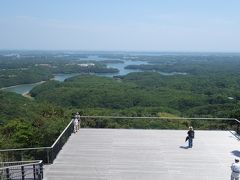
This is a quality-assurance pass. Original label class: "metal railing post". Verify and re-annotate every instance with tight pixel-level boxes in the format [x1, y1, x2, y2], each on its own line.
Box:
[21, 165, 25, 180]
[6, 168, 10, 180]
[47, 149, 50, 164]
[40, 162, 43, 179]
[33, 164, 36, 180]
[50, 148, 54, 164]
[36, 166, 39, 179]
[237, 123, 240, 134]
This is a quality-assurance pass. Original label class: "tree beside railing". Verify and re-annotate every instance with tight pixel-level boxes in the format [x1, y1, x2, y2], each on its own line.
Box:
[0, 118, 74, 164]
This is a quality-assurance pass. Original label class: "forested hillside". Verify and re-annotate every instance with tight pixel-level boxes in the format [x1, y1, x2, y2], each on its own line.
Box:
[30, 72, 240, 118]
[0, 91, 69, 148]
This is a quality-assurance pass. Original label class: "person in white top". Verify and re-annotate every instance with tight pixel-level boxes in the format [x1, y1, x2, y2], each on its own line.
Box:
[73, 117, 79, 133]
[75, 112, 81, 130]
[231, 158, 240, 180]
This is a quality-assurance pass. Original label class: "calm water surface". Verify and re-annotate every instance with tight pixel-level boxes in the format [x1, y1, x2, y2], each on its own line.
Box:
[2, 58, 185, 94]
[2, 81, 45, 94]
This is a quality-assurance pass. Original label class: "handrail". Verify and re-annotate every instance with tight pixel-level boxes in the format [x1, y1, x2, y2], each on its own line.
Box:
[0, 119, 74, 163]
[0, 147, 50, 152]
[0, 160, 43, 180]
[0, 119, 73, 153]
[80, 116, 236, 120]
[234, 118, 240, 123]
[0, 160, 42, 169]
[1, 160, 41, 164]
[51, 118, 74, 148]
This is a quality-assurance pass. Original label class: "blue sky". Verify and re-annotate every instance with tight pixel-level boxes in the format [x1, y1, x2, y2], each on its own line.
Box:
[0, 0, 240, 52]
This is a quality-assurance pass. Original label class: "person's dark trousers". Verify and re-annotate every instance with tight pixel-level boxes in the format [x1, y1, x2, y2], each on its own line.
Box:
[188, 137, 193, 148]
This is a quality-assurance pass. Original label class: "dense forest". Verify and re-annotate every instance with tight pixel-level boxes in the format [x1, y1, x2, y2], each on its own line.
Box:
[30, 73, 240, 118]
[1, 52, 240, 149]
[0, 91, 70, 149]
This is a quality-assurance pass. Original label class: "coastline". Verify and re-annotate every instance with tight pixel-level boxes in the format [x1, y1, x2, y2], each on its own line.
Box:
[22, 92, 34, 99]
[1, 81, 46, 90]
[1, 81, 46, 98]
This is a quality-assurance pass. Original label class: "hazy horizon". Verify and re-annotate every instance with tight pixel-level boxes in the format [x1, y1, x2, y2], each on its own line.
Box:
[1, 0, 240, 52]
[1, 49, 240, 54]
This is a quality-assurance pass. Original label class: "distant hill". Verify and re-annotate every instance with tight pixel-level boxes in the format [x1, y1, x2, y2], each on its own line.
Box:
[30, 72, 240, 118]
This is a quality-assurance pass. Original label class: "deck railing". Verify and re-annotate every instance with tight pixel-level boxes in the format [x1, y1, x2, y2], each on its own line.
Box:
[81, 116, 240, 133]
[0, 160, 43, 180]
[0, 116, 239, 165]
[0, 118, 74, 164]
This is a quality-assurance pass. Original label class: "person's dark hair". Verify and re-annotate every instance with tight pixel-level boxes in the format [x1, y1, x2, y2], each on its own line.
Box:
[235, 159, 239, 163]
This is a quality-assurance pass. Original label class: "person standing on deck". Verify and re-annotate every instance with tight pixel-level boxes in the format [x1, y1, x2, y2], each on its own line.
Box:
[73, 116, 78, 133]
[75, 112, 81, 130]
[231, 158, 240, 180]
[187, 126, 195, 148]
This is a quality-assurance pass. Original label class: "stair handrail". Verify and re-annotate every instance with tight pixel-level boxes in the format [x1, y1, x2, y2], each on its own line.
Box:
[0, 160, 43, 169]
[0, 160, 43, 180]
